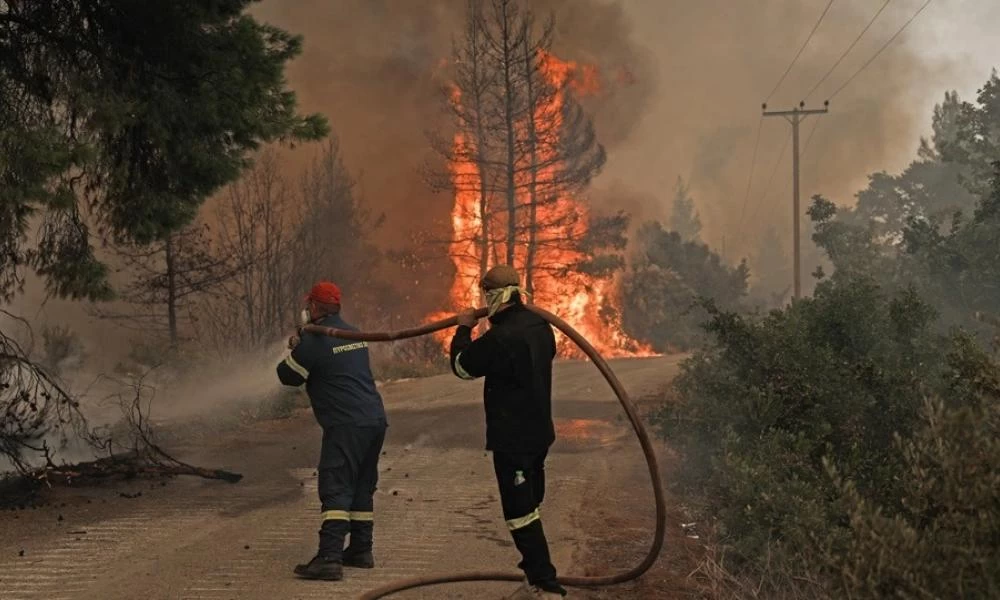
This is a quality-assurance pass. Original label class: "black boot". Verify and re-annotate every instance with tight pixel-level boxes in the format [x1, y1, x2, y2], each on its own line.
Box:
[343, 520, 375, 568]
[511, 520, 564, 595]
[343, 550, 375, 569]
[294, 554, 343, 580]
[295, 518, 348, 580]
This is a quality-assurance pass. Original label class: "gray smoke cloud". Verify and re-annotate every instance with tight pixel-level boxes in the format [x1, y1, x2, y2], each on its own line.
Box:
[253, 0, 978, 271]
[12, 0, 987, 360]
[593, 0, 971, 262]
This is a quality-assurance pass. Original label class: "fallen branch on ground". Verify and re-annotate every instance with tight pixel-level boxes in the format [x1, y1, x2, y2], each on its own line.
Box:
[28, 451, 243, 486]
[2, 324, 243, 494]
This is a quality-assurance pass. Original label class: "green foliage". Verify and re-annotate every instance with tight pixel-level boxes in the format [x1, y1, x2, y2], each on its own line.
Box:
[661, 274, 1000, 596]
[936, 70, 1000, 195]
[664, 71, 1000, 596]
[812, 164, 1000, 338]
[574, 210, 629, 278]
[809, 71, 1000, 340]
[820, 338, 1000, 599]
[622, 221, 748, 351]
[0, 1, 328, 302]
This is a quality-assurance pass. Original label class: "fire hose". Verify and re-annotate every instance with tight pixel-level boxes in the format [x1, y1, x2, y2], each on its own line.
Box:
[302, 305, 666, 599]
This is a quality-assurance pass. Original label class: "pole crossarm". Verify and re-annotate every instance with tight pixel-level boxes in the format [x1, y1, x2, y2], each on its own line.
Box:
[762, 108, 830, 117]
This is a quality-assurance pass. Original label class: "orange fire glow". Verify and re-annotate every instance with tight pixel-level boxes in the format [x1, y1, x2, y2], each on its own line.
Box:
[432, 53, 656, 359]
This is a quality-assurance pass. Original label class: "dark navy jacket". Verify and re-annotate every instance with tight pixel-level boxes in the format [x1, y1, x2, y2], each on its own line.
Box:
[277, 313, 387, 429]
[450, 303, 557, 453]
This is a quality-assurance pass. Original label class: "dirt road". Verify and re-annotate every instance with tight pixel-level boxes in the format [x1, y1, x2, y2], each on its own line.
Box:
[0, 356, 679, 600]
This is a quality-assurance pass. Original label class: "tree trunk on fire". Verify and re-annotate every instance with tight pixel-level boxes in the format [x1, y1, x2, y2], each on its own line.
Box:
[469, 2, 492, 296]
[522, 23, 540, 295]
[498, 0, 519, 266]
[436, 1, 613, 304]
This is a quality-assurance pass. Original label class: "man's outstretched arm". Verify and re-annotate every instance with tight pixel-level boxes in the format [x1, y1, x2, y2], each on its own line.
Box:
[277, 334, 315, 387]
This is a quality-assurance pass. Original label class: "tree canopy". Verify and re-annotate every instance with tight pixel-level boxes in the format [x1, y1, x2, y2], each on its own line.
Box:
[622, 221, 748, 351]
[0, 0, 328, 302]
[807, 71, 1000, 338]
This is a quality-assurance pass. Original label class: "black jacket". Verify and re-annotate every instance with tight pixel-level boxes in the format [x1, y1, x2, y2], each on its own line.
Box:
[277, 313, 387, 428]
[450, 303, 557, 453]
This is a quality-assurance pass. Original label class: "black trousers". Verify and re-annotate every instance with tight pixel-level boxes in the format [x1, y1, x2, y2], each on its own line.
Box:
[316, 423, 386, 557]
[493, 450, 560, 590]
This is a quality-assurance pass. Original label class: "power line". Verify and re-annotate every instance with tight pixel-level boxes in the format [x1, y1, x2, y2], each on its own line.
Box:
[803, 0, 892, 102]
[765, 0, 837, 103]
[828, 0, 933, 100]
[737, 116, 764, 231]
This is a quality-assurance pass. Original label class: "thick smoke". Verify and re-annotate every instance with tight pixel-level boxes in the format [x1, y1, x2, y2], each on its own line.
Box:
[252, 0, 976, 275]
[249, 0, 655, 314]
[590, 0, 968, 262]
[11, 0, 986, 364]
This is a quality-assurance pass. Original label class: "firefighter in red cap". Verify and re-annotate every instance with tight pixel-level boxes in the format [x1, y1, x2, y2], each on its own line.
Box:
[277, 281, 388, 581]
[450, 265, 568, 599]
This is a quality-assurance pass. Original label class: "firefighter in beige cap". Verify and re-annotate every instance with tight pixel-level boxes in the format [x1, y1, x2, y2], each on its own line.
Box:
[450, 265, 567, 598]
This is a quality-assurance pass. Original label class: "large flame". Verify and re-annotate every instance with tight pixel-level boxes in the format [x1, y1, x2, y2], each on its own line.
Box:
[432, 53, 655, 359]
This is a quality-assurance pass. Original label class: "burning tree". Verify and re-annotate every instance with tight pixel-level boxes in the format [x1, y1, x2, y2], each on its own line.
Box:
[429, 0, 641, 356]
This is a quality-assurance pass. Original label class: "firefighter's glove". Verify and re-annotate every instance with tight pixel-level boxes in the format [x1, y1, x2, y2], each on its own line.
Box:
[456, 308, 479, 328]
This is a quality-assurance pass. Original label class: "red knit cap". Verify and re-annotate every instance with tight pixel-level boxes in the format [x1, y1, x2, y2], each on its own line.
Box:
[306, 281, 341, 305]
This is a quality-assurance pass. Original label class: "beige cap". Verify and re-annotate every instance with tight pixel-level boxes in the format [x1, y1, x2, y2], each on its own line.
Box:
[482, 264, 521, 290]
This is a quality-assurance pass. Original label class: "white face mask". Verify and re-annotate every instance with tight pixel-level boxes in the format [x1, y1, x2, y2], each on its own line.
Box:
[299, 309, 310, 326]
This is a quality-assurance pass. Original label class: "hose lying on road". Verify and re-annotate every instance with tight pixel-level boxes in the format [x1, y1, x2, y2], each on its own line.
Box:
[302, 305, 666, 599]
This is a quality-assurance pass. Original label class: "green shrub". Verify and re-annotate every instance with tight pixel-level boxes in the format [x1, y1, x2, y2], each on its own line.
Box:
[659, 274, 999, 596]
[818, 336, 1000, 599]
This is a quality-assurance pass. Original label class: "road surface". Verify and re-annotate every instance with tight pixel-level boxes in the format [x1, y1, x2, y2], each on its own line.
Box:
[0, 356, 679, 600]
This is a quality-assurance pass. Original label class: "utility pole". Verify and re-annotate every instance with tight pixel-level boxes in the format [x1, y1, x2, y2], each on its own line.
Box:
[763, 101, 828, 300]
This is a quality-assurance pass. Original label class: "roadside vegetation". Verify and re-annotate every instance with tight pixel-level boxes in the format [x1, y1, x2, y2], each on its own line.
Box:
[655, 75, 1000, 598]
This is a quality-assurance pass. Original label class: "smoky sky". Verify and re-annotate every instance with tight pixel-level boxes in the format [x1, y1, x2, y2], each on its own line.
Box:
[602, 0, 966, 261]
[253, 0, 975, 268]
[7, 0, 986, 368]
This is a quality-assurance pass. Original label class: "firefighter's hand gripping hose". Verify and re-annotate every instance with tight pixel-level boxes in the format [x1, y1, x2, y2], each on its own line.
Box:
[302, 305, 666, 599]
